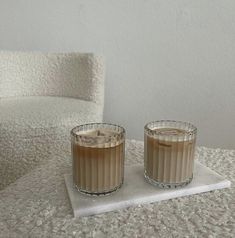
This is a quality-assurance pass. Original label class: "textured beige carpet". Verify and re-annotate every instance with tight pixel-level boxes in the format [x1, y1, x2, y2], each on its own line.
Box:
[0, 140, 234, 237]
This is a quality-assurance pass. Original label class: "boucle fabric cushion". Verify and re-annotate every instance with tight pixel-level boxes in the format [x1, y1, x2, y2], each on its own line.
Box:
[0, 96, 103, 190]
[0, 52, 105, 105]
[0, 140, 234, 238]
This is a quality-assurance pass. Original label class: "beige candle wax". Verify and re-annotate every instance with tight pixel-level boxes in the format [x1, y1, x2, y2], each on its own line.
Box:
[71, 123, 125, 196]
[144, 121, 197, 188]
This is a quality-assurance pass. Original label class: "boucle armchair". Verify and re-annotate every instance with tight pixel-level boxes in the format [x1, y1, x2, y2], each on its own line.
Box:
[0, 52, 105, 190]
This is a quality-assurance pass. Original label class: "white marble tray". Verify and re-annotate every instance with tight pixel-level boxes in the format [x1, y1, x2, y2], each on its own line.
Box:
[64, 161, 231, 217]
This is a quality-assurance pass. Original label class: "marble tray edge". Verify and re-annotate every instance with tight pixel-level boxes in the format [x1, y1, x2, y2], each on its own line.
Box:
[64, 175, 231, 217]
[64, 161, 231, 217]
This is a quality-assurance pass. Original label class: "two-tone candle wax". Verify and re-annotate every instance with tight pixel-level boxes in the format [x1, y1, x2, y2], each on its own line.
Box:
[144, 120, 197, 188]
[71, 123, 125, 195]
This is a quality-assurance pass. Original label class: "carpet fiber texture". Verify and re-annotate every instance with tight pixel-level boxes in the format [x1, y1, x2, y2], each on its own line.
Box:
[0, 140, 234, 238]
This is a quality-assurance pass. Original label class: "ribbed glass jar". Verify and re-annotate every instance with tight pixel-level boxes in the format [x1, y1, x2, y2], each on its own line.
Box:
[71, 123, 125, 195]
[144, 120, 197, 188]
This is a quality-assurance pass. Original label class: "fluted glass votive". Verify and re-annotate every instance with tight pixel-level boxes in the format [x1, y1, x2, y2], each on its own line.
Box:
[144, 120, 197, 188]
[71, 123, 125, 196]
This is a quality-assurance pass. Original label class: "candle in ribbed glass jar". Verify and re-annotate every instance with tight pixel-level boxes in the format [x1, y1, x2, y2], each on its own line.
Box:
[144, 120, 197, 188]
[71, 123, 125, 196]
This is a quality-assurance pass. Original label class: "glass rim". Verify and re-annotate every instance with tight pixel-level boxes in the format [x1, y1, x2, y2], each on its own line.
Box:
[144, 120, 197, 136]
[71, 122, 126, 139]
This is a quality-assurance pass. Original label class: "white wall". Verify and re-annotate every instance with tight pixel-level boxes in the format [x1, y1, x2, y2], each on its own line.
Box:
[0, 0, 235, 149]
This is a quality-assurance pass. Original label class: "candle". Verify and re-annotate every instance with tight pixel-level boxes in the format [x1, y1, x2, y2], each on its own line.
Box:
[144, 120, 197, 188]
[71, 123, 125, 195]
